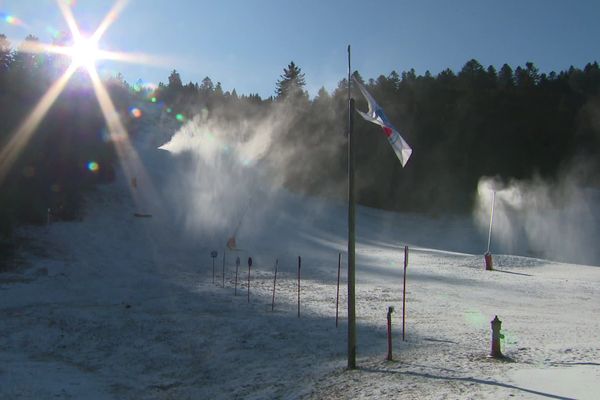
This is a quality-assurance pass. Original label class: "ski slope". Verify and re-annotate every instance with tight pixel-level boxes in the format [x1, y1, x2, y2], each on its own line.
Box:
[1, 105, 599, 399]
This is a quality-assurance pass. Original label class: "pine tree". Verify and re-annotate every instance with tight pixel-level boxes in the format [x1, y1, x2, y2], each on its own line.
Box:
[275, 61, 307, 100]
[0, 34, 12, 74]
[498, 64, 514, 88]
[167, 69, 182, 89]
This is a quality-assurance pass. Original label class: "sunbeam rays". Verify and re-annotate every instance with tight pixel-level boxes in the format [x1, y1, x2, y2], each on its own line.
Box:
[90, 0, 129, 43]
[87, 66, 158, 208]
[1, 0, 161, 214]
[0, 64, 77, 183]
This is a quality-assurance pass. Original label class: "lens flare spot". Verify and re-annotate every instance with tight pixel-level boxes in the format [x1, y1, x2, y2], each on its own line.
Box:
[501, 330, 518, 347]
[175, 113, 185, 122]
[166, 107, 172, 113]
[129, 107, 142, 119]
[151, 97, 157, 103]
[1, 13, 23, 26]
[46, 26, 62, 39]
[87, 161, 99, 172]
[464, 310, 486, 328]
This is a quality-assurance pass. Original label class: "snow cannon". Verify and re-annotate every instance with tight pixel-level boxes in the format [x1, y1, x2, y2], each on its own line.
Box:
[490, 315, 504, 358]
[484, 252, 493, 271]
[227, 236, 236, 250]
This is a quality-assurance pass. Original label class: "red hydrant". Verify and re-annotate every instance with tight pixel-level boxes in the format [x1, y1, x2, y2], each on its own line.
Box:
[490, 315, 504, 358]
[387, 306, 395, 361]
[484, 251, 493, 271]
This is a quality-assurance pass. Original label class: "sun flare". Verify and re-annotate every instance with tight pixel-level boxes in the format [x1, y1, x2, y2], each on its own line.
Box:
[69, 36, 100, 70]
[0, 0, 167, 207]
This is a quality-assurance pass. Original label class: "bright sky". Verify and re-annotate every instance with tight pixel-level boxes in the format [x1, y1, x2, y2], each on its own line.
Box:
[1, 0, 599, 98]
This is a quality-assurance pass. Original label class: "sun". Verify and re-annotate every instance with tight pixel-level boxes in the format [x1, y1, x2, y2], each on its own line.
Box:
[0, 0, 165, 193]
[69, 35, 100, 70]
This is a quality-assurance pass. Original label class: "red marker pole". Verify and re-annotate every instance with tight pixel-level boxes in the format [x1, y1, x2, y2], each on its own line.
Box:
[271, 259, 278, 311]
[402, 245, 408, 341]
[247, 257, 253, 303]
[297, 256, 301, 318]
[336, 253, 341, 327]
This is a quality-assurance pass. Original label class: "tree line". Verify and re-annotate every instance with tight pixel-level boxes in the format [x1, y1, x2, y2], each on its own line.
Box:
[155, 59, 600, 213]
[2, 31, 600, 247]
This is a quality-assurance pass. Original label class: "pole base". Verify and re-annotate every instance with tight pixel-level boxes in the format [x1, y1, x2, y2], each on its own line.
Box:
[484, 252, 493, 271]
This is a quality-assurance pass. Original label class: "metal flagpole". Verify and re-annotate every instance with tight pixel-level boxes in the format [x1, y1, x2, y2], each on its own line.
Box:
[347, 44, 357, 370]
[486, 191, 496, 254]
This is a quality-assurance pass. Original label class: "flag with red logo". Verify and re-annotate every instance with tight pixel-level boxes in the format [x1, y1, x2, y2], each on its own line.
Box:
[353, 76, 412, 167]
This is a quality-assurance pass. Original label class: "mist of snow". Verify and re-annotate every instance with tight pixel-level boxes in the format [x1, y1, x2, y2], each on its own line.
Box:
[158, 106, 294, 247]
[475, 174, 600, 265]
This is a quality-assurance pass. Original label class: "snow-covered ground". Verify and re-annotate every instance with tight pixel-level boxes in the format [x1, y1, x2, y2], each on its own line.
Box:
[1, 106, 599, 399]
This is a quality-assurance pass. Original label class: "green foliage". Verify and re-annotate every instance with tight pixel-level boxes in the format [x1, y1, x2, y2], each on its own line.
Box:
[152, 58, 600, 214]
[349, 60, 600, 212]
[276, 61, 307, 100]
[3, 31, 599, 241]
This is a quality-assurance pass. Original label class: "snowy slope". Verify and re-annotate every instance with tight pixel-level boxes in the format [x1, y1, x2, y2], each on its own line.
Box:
[1, 105, 599, 399]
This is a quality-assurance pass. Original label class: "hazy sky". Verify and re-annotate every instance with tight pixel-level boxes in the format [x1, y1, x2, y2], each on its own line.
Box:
[1, 0, 599, 98]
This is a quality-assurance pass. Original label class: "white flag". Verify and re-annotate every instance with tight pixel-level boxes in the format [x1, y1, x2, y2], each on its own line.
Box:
[353, 76, 412, 167]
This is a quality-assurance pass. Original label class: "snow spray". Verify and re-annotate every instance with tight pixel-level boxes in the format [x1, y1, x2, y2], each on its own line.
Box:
[475, 176, 600, 265]
[158, 106, 295, 241]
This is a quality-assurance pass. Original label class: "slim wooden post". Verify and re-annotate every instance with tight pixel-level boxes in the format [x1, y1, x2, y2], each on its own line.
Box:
[222, 249, 226, 288]
[271, 259, 278, 311]
[336, 253, 341, 327]
[234, 256, 240, 296]
[402, 245, 408, 341]
[347, 68, 357, 369]
[297, 256, 301, 318]
[247, 257, 252, 303]
[210, 250, 218, 284]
